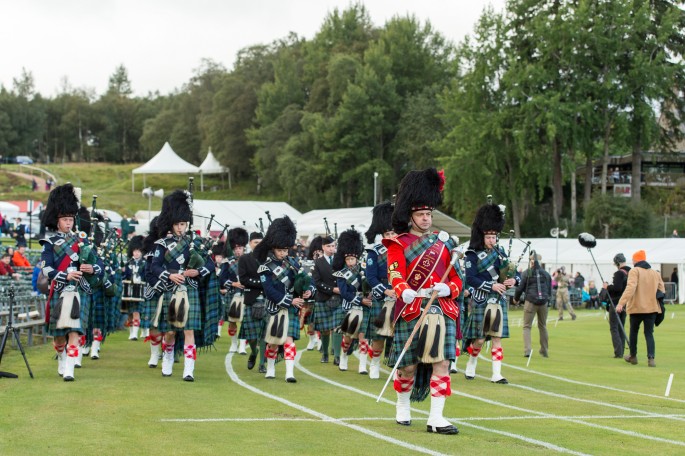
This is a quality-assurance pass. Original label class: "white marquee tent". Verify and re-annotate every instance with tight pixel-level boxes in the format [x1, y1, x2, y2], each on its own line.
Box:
[131, 142, 200, 191]
[134, 200, 302, 237]
[198, 148, 228, 191]
[507, 237, 685, 303]
[295, 207, 471, 241]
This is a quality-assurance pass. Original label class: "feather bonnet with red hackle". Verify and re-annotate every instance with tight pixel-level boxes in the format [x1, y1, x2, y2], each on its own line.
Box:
[156, 189, 192, 238]
[391, 168, 445, 234]
[228, 227, 249, 249]
[128, 235, 145, 258]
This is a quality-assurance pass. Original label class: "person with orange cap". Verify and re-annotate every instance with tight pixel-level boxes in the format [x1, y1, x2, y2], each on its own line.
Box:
[616, 250, 665, 367]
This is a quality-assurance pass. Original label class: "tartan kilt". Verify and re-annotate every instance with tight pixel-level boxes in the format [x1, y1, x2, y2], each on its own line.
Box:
[139, 297, 156, 329]
[83, 287, 108, 331]
[219, 292, 230, 321]
[122, 299, 141, 314]
[156, 287, 202, 333]
[463, 294, 510, 341]
[45, 289, 85, 337]
[386, 299, 457, 369]
[265, 305, 301, 340]
[366, 298, 391, 340]
[300, 300, 316, 325]
[313, 300, 342, 332]
[238, 297, 268, 341]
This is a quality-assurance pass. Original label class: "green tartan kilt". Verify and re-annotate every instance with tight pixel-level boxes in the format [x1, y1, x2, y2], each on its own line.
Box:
[123, 300, 141, 314]
[219, 292, 229, 321]
[45, 289, 86, 337]
[238, 297, 268, 340]
[463, 295, 510, 341]
[386, 301, 457, 369]
[313, 300, 342, 332]
[139, 297, 156, 329]
[366, 298, 392, 340]
[156, 287, 202, 333]
[83, 287, 108, 331]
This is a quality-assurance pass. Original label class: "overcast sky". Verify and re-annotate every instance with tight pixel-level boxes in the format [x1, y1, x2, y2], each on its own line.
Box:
[1, 1, 505, 97]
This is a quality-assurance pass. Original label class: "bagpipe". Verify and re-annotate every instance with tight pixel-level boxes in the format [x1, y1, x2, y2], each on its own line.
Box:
[296, 258, 315, 329]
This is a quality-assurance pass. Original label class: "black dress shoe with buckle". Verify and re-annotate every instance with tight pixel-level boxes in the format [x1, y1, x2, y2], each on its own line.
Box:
[492, 378, 509, 384]
[286, 377, 297, 383]
[396, 420, 411, 426]
[247, 354, 257, 370]
[427, 424, 459, 435]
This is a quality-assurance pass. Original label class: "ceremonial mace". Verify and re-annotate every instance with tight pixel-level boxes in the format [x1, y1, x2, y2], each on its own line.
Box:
[376, 248, 460, 402]
[578, 232, 629, 346]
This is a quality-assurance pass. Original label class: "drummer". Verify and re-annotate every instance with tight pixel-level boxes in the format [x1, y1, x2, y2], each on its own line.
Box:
[123, 235, 146, 340]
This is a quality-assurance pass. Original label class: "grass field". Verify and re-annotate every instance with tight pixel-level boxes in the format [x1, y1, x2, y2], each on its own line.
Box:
[1, 306, 684, 456]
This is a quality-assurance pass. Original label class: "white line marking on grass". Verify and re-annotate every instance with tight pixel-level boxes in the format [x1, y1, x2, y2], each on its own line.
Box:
[224, 353, 449, 456]
[296, 353, 590, 456]
[370, 358, 685, 448]
[161, 414, 685, 423]
[480, 356, 685, 404]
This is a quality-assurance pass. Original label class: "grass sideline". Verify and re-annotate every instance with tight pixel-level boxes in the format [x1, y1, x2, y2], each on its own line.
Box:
[1, 305, 684, 455]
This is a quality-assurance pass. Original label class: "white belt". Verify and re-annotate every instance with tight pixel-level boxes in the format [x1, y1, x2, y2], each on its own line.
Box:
[416, 288, 434, 298]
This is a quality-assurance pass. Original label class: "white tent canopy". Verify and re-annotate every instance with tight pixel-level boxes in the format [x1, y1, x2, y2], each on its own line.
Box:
[198, 148, 228, 191]
[131, 142, 200, 191]
[507, 237, 685, 303]
[0, 201, 21, 221]
[295, 207, 471, 241]
[134, 200, 301, 237]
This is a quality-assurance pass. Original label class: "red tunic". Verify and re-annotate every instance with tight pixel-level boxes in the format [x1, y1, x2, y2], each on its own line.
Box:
[383, 232, 461, 323]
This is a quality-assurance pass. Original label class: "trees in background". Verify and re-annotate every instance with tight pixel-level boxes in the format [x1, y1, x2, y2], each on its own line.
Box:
[0, 2, 683, 236]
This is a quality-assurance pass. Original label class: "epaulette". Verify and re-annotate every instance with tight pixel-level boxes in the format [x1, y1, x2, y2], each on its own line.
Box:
[257, 264, 271, 274]
[333, 269, 347, 279]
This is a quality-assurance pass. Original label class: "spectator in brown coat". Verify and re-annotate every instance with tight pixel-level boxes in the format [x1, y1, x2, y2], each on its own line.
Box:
[616, 250, 665, 367]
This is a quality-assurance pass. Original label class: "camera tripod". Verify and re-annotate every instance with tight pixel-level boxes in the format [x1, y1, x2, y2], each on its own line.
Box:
[0, 284, 35, 378]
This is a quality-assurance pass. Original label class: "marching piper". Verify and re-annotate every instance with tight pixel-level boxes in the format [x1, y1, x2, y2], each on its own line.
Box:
[221, 227, 249, 354]
[364, 201, 396, 379]
[383, 168, 462, 435]
[238, 232, 268, 373]
[462, 200, 519, 384]
[150, 190, 214, 381]
[40, 184, 104, 381]
[333, 228, 371, 374]
[303, 236, 323, 350]
[254, 216, 313, 382]
[312, 235, 341, 364]
[123, 235, 146, 340]
[142, 217, 164, 367]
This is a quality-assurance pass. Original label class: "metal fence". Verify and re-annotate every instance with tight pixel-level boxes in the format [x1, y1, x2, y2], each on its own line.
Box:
[664, 282, 678, 303]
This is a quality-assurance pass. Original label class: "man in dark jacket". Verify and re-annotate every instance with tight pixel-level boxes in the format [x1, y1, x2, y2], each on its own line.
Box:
[238, 232, 267, 372]
[515, 253, 551, 357]
[311, 236, 341, 364]
[604, 253, 630, 358]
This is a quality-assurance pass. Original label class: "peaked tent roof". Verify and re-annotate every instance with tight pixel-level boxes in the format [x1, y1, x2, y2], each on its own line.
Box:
[295, 207, 471, 240]
[132, 142, 200, 174]
[199, 148, 226, 174]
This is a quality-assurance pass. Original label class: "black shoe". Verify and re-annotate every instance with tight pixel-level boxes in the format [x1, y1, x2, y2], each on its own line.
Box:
[63, 376, 74, 382]
[492, 378, 509, 384]
[258, 364, 267, 374]
[464, 375, 475, 380]
[286, 377, 297, 383]
[247, 354, 257, 370]
[321, 354, 329, 363]
[333, 356, 340, 366]
[558, 317, 564, 321]
[396, 420, 411, 426]
[539, 351, 549, 358]
[523, 352, 531, 358]
[427, 424, 459, 435]
[183, 375, 194, 382]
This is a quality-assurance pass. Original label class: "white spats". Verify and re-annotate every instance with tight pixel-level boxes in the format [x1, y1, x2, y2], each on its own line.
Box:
[90, 340, 101, 360]
[161, 343, 174, 377]
[183, 345, 196, 382]
[148, 341, 161, 368]
[265, 358, 276, 379]
[129, 324, 139, 340]
[63, 344, 78, 381]
[395, 391, 412, 425]
[238, 339, 247, 355]
[306, 332, 319, 351]
[426, 396, 457, 432]
[339, 352, 349, 371]
[285, 359, 296, 382]
[464, 355, 478, 379]
[229, 338, 239, 353]
[369, 356, 381, 379]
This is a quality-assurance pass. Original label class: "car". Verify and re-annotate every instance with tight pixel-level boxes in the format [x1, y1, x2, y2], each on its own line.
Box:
[15, 156, 34, 165]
